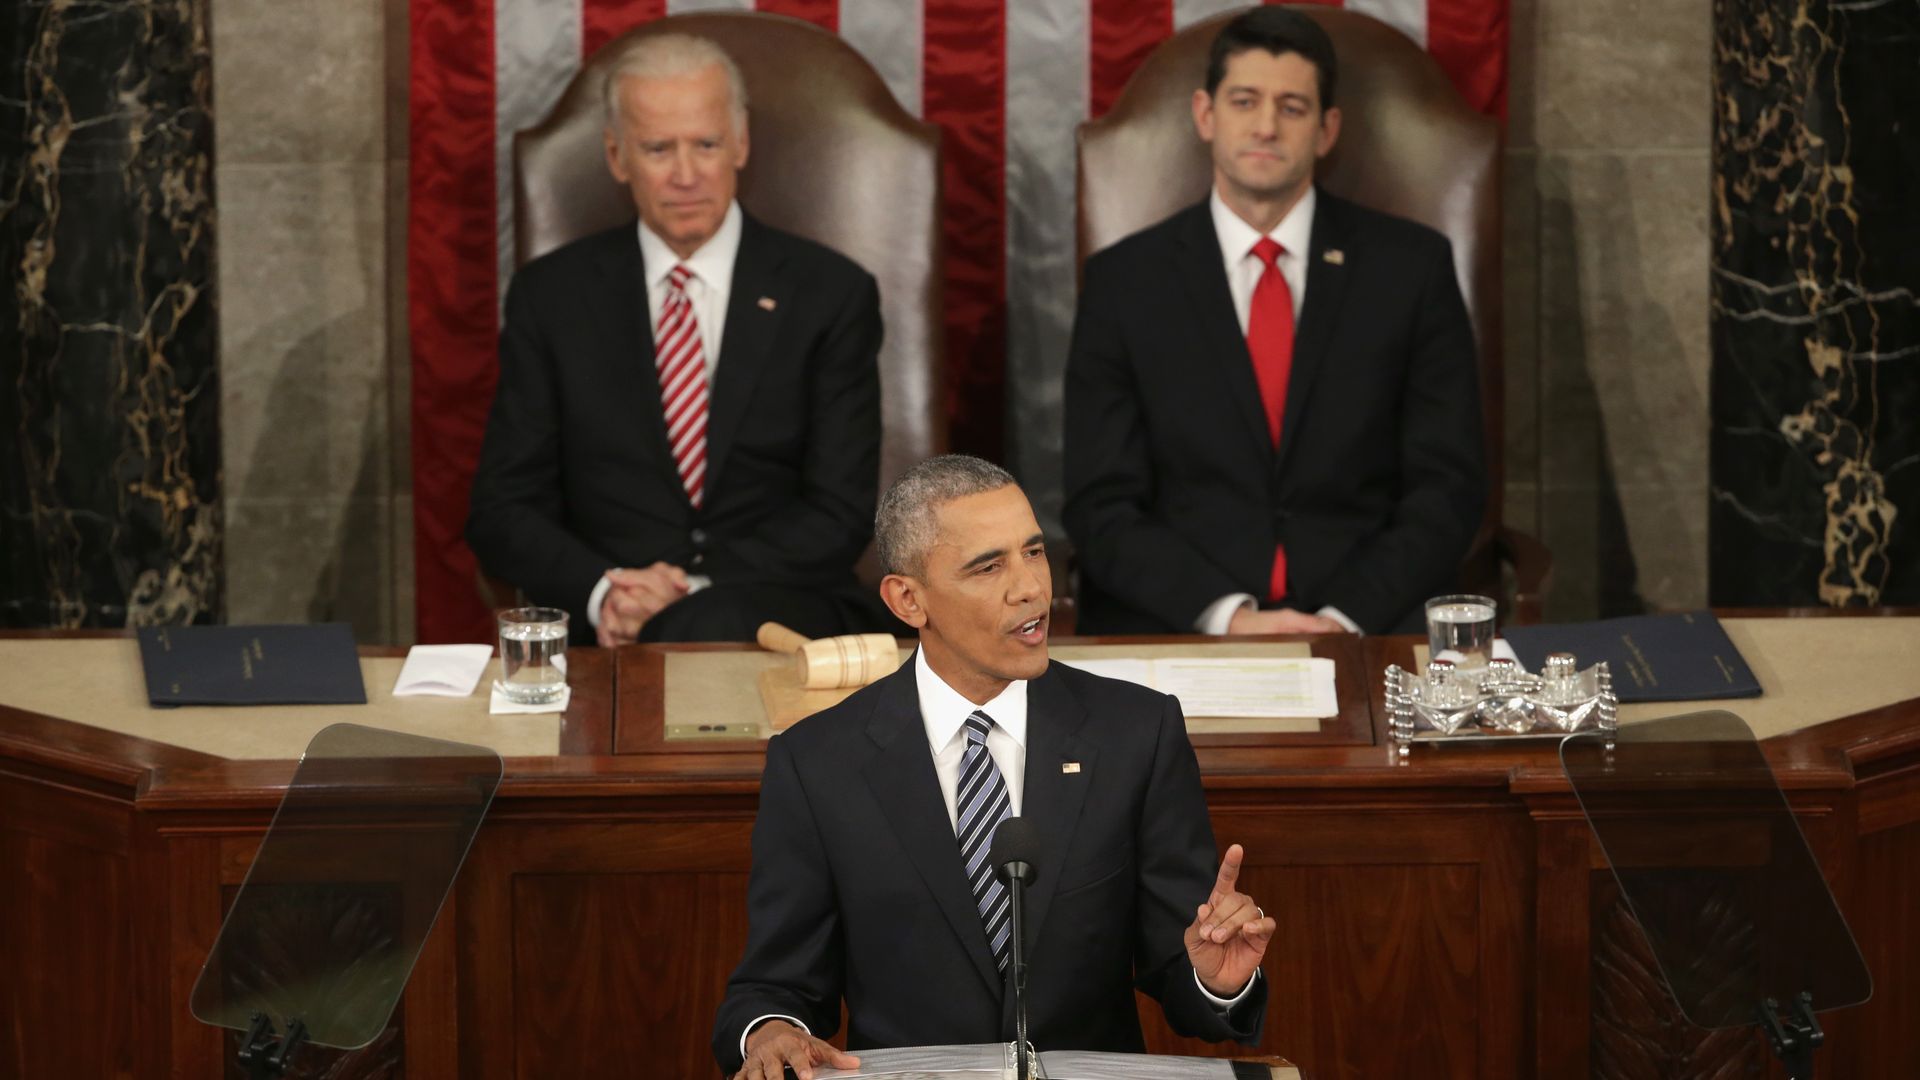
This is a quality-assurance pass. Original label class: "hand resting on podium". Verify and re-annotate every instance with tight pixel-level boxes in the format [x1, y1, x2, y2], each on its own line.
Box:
[736, 1018, 857, 1080]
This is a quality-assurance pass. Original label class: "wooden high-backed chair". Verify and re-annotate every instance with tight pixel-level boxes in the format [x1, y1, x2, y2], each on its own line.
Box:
[1072, 4, 1549, 625]
[510, 12, 944, 589]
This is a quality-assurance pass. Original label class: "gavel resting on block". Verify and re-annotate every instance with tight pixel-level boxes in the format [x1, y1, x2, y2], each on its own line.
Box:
[756, 623, 902, 689]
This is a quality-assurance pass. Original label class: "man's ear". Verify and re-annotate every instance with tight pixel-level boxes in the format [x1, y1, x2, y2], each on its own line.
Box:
[1315, 104, 1342, 159]
[880, 574, 929, 630]
[604, 127, 628, 184]
[1191, 88, 1216, 142]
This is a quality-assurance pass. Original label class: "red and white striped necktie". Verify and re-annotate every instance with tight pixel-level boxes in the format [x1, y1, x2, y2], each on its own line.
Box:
[654, 263, 709, 508]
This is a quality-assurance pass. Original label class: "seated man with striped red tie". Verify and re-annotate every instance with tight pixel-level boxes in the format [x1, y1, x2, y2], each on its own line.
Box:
[716, 455, 1272, 1080]
[468, 32, 892, 644]
[1064, 8, 1486, 637]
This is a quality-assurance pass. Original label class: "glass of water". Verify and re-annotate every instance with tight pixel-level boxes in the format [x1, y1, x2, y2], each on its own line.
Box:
[495, 607, 569, 705]
[1425, 594, 1497, 672]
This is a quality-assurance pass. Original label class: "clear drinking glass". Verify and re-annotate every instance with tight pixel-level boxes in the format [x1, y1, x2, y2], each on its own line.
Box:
[495, 607, 568, 704]
[1425, 594, 1497, 672]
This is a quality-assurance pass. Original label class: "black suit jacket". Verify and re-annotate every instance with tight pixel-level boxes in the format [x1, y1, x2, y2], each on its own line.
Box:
[711, 659, 1266, 1072]
[1063, 192, 1486, 635]
[466, 215, 882, 639]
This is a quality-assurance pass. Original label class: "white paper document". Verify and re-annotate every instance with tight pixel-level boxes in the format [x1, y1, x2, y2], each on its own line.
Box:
[487, 682, 571, 714]
[815, 1043, 1242, 1079]
[816, 1042, 1007, 1078]
[391, 644, 495, 697]
[1056, 656, 1338, 719]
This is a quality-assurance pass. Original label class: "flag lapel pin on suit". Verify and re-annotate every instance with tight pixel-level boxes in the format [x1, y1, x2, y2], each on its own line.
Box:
[1323, 249, 1345, 265]
[757, 296, 777, 311]
[1062, 762, 1081, 774]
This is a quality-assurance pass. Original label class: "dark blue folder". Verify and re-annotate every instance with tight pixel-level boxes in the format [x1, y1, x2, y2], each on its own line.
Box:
[137, 624, 368, 706]
[1502, 611, 1761, 702]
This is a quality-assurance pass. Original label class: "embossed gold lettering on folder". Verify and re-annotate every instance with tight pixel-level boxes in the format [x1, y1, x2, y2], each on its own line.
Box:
[137, 624, 368, 706]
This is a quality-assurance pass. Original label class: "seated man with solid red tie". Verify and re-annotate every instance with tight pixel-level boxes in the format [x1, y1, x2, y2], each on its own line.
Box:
[468, 32, 893, 644]
[1063, 7, 1487, 636]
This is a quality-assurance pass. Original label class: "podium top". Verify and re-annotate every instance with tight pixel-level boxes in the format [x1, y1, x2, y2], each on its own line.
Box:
[812, 1043, 1298, 1079]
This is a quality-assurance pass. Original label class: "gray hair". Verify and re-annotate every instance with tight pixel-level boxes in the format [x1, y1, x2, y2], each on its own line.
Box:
[601, 33, 749, 134]
[875, 455, 1020, 577]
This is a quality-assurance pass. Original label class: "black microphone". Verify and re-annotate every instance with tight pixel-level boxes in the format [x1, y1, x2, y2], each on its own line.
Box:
[990, 817, 1042, 1080]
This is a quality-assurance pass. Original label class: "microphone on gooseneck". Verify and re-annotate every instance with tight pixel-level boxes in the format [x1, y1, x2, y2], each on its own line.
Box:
[990, 817, 1042, 1080]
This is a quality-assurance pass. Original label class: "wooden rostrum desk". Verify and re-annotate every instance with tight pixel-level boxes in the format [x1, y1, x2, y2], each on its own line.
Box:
[2, 620, 1917, 1078]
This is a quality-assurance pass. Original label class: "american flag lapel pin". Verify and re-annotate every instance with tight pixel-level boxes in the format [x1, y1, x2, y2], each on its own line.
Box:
[1062, 762, 1081, 774]
[1323, 249, 1345, 265]
[757, 296, 777, 311]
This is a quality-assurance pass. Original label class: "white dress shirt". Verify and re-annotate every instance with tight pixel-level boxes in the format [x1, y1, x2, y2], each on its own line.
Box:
[585, 202, 744, 628]
[1196, 187, 1359, 637]
[636, 200, 742, 377]
[915, 647, 1028, 827]
[1213, 185, 1313, 330]
[741, 651, 1253, 1056]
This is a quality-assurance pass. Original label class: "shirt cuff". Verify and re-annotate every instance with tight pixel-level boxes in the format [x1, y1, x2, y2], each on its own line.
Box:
[1195, 967, 1260, 1010]
[1197, 593, 1257, 636]
[1316, 605, 1361, 634]
[585, 572, 615, 630]
[740, 1014, 810, 1060]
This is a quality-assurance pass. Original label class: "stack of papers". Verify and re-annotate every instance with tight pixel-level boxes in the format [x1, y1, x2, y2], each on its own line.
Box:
[1058, 657, 1338, 719]
[816, 1042, 1246, 1078]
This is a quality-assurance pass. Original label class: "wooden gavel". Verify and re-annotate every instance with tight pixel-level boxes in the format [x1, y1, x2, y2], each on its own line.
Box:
[756, 623, 901, 689]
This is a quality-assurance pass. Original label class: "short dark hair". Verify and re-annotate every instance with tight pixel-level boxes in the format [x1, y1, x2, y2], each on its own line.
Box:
[1204, 7, 1338, 110]
[875, 454, 1019, 577]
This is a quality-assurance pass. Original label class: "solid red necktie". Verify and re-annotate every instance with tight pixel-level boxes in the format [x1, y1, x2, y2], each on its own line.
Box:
[1245, 236, 1295, 445]
[1246, 237, 1295, 601]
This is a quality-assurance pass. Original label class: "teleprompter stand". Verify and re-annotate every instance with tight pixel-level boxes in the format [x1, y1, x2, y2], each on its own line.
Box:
[1758, 991, 1823, 1079]
[1560, 711, 1870, 1079]
[189, 723, 502, 1075]
[236, 1013, 307, 1080]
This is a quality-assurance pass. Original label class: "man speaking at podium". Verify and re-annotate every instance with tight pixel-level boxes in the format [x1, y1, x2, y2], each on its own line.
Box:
[714, 456, 1274, 1079]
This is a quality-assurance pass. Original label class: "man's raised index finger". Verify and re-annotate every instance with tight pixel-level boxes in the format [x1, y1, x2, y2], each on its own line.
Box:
[1215, 842, 1245, 890]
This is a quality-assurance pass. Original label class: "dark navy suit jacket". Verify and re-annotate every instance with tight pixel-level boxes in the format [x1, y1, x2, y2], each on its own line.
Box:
[711, 658, 1266, 1071]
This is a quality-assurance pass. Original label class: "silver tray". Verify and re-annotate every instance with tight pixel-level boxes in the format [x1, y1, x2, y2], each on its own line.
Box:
[1404, 728, 1575, 745]
[1384, 660, 1618, 756]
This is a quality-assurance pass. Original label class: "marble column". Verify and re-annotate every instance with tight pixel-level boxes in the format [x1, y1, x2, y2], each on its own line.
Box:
[1709, 0, 1920, 606]
[1, 0, 222, 626]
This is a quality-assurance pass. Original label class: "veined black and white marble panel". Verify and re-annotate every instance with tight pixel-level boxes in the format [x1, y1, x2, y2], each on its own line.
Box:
[1, 0, 222, 626]
[1709, 0, 1920, 606]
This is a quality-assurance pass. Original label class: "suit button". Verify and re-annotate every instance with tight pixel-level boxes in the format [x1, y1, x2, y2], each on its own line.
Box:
[691, 552, 706, 567]
[690, 527, 709, 546]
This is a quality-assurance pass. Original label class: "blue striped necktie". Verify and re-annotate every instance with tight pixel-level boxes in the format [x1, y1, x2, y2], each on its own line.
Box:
[955, 709, 1014, 971]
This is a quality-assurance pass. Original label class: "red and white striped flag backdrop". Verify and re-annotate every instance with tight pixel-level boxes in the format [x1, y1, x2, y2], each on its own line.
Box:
[409, 0, 1508, 643]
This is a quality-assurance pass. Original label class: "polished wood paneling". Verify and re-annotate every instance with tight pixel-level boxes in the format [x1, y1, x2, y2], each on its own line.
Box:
[0, 786, 137, 1079]
[510, 872, 750, 1079]
[4, 629, 1916, 1078]
[1129, 807, 1530, 1079]
[1253, 864, 1484, 1077]
[459, 819, 757, 1080]
[1845, 818, 1920, 1077]
[1588, 873, 1763, 1079]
